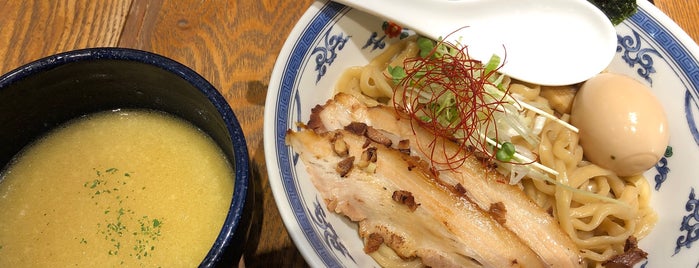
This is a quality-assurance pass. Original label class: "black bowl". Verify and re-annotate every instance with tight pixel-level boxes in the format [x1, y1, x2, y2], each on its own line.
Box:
[0, 48, 253, 267]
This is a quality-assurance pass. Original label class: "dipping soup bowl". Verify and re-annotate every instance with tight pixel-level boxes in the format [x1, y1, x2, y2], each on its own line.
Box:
[0, 47, 253, 267]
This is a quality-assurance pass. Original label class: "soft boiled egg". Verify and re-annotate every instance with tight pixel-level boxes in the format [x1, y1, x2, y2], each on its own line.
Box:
[570, 73, 669, 177]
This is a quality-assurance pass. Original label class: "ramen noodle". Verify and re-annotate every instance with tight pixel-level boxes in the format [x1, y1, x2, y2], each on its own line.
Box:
[334, 37, 657, 266]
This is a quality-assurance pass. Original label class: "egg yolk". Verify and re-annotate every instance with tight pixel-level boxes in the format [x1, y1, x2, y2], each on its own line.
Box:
[570, 73, 669, 176]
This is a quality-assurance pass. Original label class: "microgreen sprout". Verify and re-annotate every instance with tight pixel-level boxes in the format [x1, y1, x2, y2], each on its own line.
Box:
[495, 141, 516, 162]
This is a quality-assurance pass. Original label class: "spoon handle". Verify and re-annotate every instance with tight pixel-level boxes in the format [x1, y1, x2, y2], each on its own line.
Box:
[332, 0, 446, 41]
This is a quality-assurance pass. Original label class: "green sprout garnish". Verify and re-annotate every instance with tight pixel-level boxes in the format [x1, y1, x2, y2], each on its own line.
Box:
[495, 141, 516, 162]
[387, 65, 407, 85]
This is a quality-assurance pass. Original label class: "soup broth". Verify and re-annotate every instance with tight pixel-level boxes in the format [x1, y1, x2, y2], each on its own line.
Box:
[0, 109, 234, 267]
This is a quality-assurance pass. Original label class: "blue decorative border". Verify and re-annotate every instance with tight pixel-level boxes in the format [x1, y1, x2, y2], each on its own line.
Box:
[312, 27, 351, 83]
[617, 30, 664, 85]
[675, 188, 699, 255]
[273, 3, 699, 267]
[624, 7, 699, 261]
[273, 2, 348, 267]
[686, 91, 699, 147]
[630, 12, 699, 94]
[308, 197, 356, 263]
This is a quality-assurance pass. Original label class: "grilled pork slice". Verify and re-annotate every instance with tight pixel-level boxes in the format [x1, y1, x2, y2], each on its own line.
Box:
[307, 93, 583, 267]
[287, 128, 544, 267]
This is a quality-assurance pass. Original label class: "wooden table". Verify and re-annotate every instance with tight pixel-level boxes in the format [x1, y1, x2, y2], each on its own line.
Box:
[0, 1, 696, 267]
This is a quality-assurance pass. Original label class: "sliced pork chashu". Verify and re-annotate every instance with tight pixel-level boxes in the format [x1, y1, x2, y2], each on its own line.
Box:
[287, 128, 544, 267]
[306, 93, 583, 267]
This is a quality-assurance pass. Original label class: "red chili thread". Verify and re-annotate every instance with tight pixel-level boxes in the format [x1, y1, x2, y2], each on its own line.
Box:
[392, 38, 512, 171]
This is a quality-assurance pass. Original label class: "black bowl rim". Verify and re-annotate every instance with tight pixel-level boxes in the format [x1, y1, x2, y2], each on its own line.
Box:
[0, 47, 251, 266]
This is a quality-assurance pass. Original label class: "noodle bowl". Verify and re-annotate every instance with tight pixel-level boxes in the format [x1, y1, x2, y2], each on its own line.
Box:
[265, 1, 699, 266]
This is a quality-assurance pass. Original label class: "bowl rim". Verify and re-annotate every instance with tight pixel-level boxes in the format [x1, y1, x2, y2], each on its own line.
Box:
[0, 47, 251, 266]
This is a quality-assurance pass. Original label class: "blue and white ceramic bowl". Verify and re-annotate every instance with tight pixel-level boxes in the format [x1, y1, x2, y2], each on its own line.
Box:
[264, 0, 699, 266]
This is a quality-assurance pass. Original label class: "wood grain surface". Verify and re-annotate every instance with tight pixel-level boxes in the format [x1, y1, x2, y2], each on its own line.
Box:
[0, 0, 695, 267]
[0, 1, 131, 74]
[654, 0, 699, 43]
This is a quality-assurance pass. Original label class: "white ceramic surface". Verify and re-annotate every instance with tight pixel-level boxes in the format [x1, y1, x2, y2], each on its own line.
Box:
[264, 0, 699, 266]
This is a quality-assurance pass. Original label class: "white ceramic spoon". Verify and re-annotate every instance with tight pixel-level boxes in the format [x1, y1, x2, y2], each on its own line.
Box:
[332, 0, 617, 86]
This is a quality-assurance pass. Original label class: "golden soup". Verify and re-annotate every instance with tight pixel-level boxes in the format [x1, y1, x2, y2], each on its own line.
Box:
[0, 109, 234, 267]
